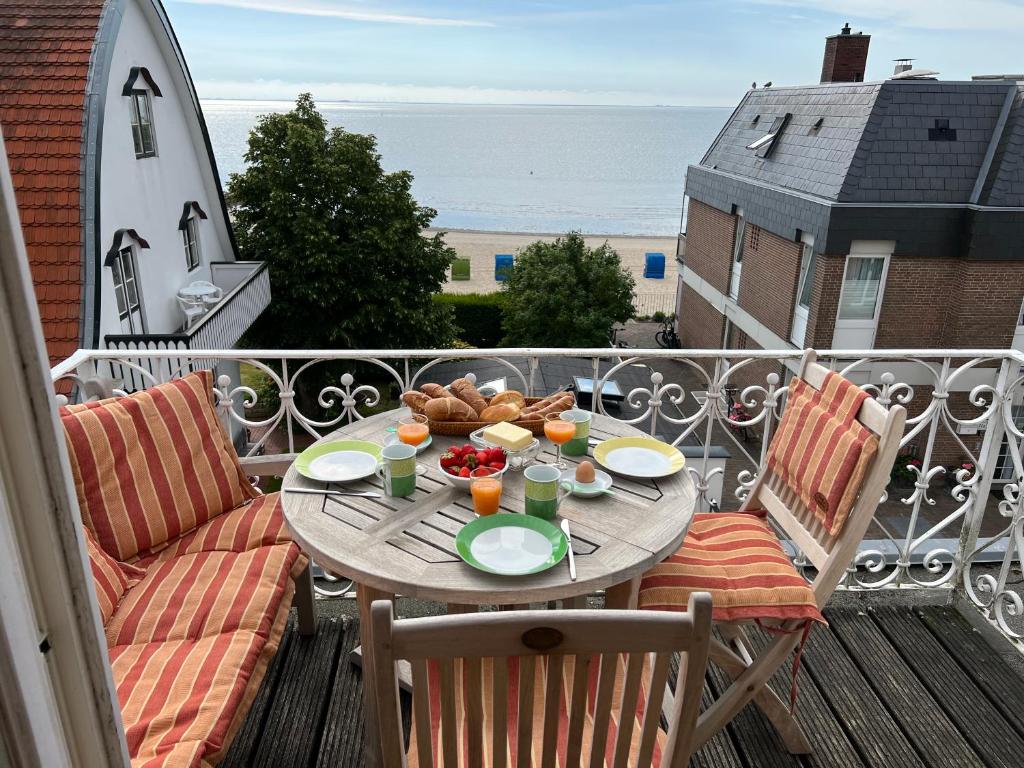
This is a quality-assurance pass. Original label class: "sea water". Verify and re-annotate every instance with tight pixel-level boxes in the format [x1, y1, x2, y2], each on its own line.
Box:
[202, 100, 728, 236]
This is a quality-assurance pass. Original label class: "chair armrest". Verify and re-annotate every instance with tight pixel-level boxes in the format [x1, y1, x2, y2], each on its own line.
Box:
[240, 454, 297, 478]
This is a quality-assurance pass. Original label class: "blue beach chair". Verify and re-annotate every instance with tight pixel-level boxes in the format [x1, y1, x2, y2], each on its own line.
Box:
[644, 252, 666, 279]
[495, 254, 514, 281]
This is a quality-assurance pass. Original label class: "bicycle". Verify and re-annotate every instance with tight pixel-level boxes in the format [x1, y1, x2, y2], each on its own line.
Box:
[655, 315, 680, 349]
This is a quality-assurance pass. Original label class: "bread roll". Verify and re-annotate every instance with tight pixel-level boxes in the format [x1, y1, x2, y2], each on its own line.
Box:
[527, 393, 575, 418]
[420, 383, 446, 398]
[480, 403, 521, 423]
[489, 390, 526, 409]
[424, 396, 477, 422]
[450, 377, 488, 416]
[401, 391, 431, 415]
[521, 391, 569, 417]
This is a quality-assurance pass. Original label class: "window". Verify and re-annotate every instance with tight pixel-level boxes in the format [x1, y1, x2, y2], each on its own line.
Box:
[729, 213, 745, 299]
[111, 246, 141, 330]
[183, 216, 201, 271]
[838, 256, 886, 320]
[795, 241, 818, 310]
[129, 90, 156, 158]
[745, 113, 791, 158]
[748, 225, 761, 251]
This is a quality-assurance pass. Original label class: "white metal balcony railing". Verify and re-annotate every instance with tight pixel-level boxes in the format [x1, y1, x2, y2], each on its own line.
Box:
[50, 346, 1024, 650]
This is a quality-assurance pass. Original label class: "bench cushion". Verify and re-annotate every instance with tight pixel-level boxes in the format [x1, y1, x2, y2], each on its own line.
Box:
[84, 525, 145, 624]
[61, 371, 257, 561]
[638, 512, 824, 624]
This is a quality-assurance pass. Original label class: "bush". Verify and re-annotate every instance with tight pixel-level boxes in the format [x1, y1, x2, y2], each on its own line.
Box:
[433, 292, 506, 347]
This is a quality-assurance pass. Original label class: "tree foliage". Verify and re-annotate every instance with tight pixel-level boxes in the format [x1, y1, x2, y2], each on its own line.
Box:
[228, 94, 455, 349]
[501, 233, 635, 347]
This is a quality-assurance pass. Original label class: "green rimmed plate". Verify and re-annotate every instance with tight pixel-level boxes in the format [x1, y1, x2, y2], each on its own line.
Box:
[455, 513, 568, 576]
[592, 436, 685, 480]
[295, 440, 383, 483]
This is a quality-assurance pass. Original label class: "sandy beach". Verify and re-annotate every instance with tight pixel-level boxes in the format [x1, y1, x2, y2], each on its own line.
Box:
[432, 228, 680, 316]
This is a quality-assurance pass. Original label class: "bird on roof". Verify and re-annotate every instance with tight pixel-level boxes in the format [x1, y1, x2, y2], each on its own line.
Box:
[752, 81, 757, 89]
[763, 81, 772, 88]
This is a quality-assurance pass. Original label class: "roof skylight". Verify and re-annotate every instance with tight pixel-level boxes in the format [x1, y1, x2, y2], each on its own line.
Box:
[746, 113, 791, 158]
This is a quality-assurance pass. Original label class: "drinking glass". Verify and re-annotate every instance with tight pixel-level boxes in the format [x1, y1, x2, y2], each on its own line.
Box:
[470, 466, 502, 516]
[544, 412, 577, 469]
[397, 413, 429, 446]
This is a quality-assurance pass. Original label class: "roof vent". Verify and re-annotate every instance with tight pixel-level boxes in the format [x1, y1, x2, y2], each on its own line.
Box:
[811, 117, 824, 130]
[891, 60, 939, 80]
[893, 58, 914, 76]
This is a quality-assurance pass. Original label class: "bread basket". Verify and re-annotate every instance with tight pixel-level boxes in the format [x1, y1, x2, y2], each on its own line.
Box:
[427, 397, 550, 437]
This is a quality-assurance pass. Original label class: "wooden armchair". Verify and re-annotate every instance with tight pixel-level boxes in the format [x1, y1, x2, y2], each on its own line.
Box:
[637, 350, 906, 753]
[370, 594, 712, 767]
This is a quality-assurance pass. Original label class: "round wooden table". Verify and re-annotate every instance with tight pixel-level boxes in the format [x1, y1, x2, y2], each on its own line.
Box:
[281, 408, 696, 765]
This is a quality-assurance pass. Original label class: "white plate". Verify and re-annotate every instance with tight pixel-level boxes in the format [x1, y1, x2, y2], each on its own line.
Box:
[559, 468, 613, 498]
[384, 432, 432, 454]
[308, 451, 378, 483]
[470, 527, 555, 575]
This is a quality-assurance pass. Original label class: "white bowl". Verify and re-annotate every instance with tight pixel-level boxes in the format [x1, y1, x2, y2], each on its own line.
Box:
[438, 455, 510, 492]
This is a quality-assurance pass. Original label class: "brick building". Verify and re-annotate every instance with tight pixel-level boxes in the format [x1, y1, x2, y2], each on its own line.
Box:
[674, 25, 1024, 463]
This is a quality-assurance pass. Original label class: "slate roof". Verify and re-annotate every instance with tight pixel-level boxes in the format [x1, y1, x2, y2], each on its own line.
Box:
[699, 78, 1024, 208]
[0, 0, 105, 366]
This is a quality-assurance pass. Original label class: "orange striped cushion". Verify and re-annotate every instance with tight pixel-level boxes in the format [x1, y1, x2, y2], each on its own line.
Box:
[61, 371, 257, 561]
[638, 512, 824, 624]
[105, 543, 305, 647]
[766, 372, 879, 536]
[83, 525, 145, 625]
[408, 654, 662, 767]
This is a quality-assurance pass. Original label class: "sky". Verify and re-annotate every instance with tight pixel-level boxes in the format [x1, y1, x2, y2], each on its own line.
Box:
[166, 0, 1024, 106]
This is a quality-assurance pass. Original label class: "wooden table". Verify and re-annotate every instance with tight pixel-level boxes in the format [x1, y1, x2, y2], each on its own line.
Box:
[281, 409, 696, 765]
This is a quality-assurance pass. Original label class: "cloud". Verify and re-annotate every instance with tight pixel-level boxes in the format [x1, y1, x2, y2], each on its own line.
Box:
[172, 0, 495, 27]
[745, 0, 1024, 31]
[194, 78, 686, 106]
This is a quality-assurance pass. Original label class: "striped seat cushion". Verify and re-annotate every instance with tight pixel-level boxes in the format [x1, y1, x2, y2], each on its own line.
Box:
[638, 512, 824, 624]
[408, 654, 662, 767]
[131, 492, 294, 568]
[766, 372, 879, 536]
[61, 371, 257, 561]
[105, 542, 306, 647]
[84, 525, 145, 624]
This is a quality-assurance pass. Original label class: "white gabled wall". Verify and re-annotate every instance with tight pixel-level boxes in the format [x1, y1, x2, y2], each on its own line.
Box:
[97, 0, 235, 342]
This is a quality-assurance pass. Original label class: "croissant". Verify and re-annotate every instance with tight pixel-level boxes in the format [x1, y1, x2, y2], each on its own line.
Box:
[401, 391, 431, 415]
[480, 403, 521, 423]
[450, 377, 488, 416]
[489, 390, 526, 409]
[420, 383, 446, 398]
[424, 396, 477, 422]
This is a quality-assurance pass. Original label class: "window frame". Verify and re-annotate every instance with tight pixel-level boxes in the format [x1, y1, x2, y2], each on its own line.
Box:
[111, 246, 142, 331]
[129, 89, 157, 159]
[837, 255, 888, 323]
[182, 215, 201, 272]
[728, 210, 745, 300]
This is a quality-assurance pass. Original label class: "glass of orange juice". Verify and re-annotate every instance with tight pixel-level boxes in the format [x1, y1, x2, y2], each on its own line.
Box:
[470, 466, 502, 516]
[544, 412, 577, 469]
[397, 414, 429, 446]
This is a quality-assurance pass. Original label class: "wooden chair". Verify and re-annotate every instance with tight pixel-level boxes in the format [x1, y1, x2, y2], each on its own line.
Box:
[638, 349, 906, 753]
[370, 594, 713, 767]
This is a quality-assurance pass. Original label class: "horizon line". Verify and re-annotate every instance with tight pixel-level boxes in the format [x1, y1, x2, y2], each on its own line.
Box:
[198, 97, 732, 109]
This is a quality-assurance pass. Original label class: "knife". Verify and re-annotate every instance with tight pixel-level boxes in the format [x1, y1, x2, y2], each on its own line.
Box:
[560, 518, 577, 582]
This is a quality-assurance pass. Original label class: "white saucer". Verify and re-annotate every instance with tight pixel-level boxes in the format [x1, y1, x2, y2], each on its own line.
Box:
[559, 468, 613, 498]
[384, 432, 432, 454]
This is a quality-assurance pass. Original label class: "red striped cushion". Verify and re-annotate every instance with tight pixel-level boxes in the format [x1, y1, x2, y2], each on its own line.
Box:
[61, 371, 257, 561]
[83, 526, 145, 625]
[638, 512, 824, 624]
[408, 654, 661, 767]
[766, 372, 879, 536]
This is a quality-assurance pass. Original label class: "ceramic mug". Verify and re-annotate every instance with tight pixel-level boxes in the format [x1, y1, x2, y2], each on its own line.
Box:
[524, 464, 571, 520]
[375, 443, 426, 498]
[561, 408, 592, 457]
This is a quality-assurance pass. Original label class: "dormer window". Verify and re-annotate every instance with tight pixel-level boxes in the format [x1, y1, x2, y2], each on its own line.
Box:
[104, 229, 150, 334]
[179, 202, 208, 271]
[122, 67, 162, 159]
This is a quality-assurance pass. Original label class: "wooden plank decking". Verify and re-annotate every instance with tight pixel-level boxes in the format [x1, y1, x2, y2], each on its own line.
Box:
[222, 604, 1024, 767]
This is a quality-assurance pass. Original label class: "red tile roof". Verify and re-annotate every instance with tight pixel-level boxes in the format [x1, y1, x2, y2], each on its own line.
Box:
[0, 1, 105, 366]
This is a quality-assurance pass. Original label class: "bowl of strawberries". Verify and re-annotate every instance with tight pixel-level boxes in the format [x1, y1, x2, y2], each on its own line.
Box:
[438, 443, 508, 491]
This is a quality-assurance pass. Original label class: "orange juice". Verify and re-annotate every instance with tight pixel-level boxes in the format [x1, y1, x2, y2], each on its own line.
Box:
[397, 422, 429, 446]
[544, 419, 576, 445]
[471, 477, 502, 516]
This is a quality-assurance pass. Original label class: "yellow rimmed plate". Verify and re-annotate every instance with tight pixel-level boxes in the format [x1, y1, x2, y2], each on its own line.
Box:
[592, 437, 685, 480]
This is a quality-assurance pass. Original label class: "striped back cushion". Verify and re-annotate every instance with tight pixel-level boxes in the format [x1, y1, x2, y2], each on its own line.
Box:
[61, 371, 257, 561]
[83, 525, 144, 625]
[766, 372, 879, 536]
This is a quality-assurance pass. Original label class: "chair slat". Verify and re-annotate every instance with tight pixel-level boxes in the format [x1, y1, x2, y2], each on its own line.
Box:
[410, 659, 433, 768]
[492, 658, 509, 768]
[636, 652, 671, 766]
[439, 658, 458, 767]
[517, 655, 536, 768]
[564, 655, 591, 768]
[464, 656, 483, 766]
[540, 655, 563, 768]
[611, 652, 645, 768]
[588, 653, 619, 768]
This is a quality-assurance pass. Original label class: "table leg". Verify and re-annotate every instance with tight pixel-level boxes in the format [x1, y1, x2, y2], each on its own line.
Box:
[604, 577, 640, 610]
[357, 584, 394, 768]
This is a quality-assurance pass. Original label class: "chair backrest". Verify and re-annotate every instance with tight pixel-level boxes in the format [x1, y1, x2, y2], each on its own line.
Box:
[371, 594, 712, 768]
[742, 349, 906, 605]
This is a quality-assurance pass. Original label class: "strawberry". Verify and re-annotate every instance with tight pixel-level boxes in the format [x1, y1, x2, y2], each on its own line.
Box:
[488, 460, 505, 470]
[446, 466, 459, 476]
[475, 451, 489, 466]
[489, 447, 506, 462]
[439, 450, 459, 469]
[462, 444, 475, 456]
[459, 466, 472, 478]
[464, 453, 477, 467]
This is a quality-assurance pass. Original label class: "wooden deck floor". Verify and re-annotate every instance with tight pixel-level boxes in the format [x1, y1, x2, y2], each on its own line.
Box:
[221, 604, 1024, 767]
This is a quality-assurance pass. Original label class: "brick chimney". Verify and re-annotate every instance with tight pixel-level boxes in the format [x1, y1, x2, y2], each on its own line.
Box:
[820, 23, 870, 83]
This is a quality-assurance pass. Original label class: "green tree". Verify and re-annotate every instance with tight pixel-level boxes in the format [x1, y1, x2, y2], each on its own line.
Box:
[228, 93, 455, 350]
[502, 233, 635, 347]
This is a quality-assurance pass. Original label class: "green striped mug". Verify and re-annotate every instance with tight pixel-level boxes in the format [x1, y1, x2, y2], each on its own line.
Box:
[524, 464, 571, 520]
[375, 443, 426, 498]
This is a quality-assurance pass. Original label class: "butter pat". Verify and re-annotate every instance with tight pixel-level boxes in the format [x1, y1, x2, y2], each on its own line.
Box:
[482, 421, 534, 451]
